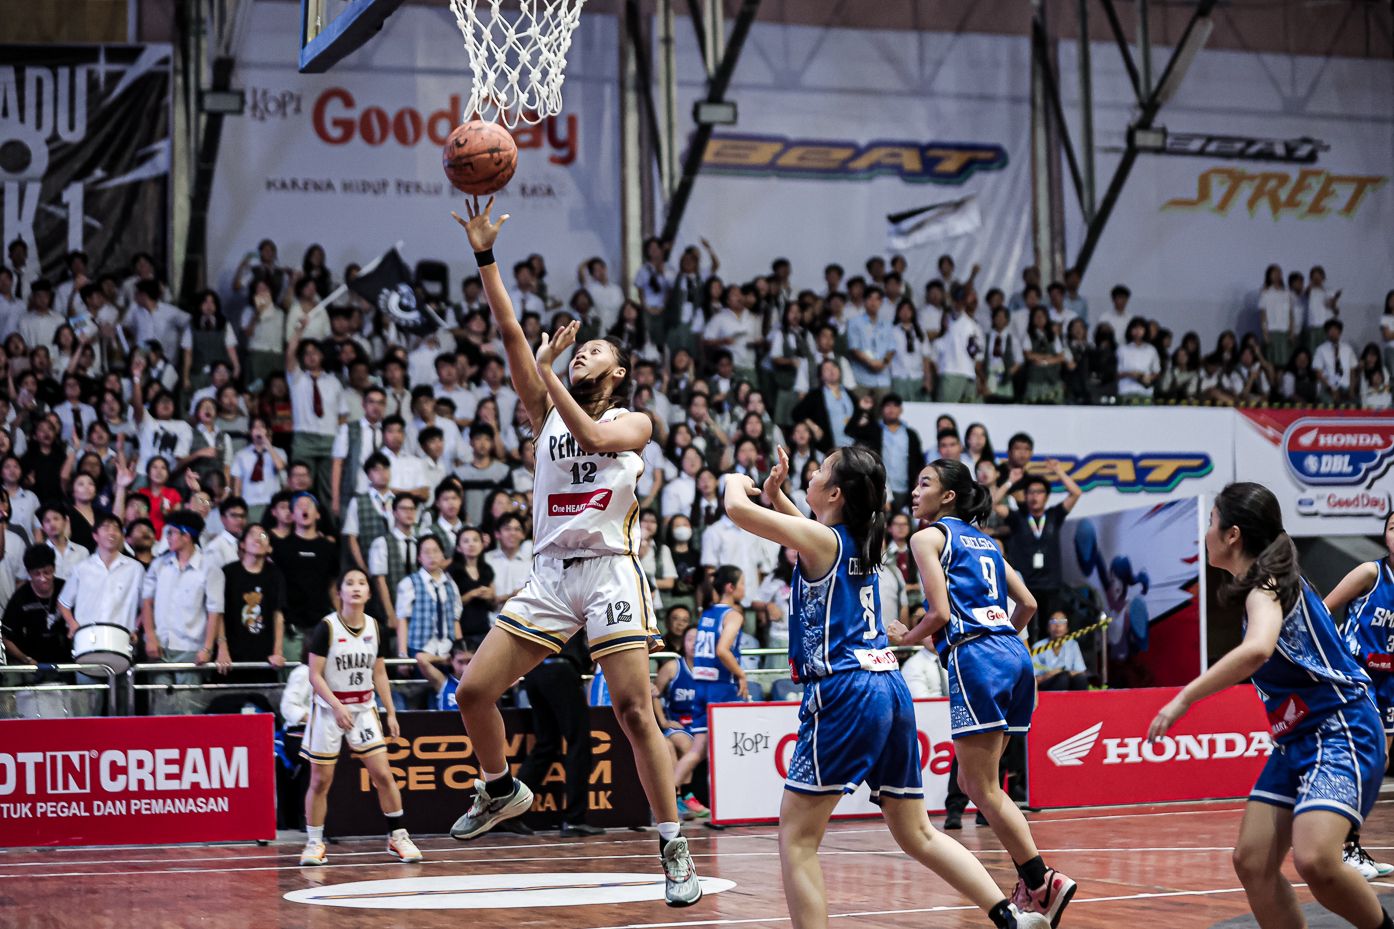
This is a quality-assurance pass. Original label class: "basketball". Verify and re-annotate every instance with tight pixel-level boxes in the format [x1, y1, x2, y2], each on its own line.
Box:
[442, 119, 518, 195]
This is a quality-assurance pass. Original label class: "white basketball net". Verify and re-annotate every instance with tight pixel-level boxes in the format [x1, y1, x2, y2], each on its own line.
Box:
[449, 0, 587, 128]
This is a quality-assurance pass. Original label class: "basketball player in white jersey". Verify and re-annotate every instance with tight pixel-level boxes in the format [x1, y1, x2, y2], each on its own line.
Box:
[299, 568, 423, 866]
[449, 198, 701, 907]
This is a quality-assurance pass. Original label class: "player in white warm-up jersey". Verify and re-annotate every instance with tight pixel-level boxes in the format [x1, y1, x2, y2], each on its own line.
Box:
[299, 568, 422, 867]
[447, 197, 700, 908]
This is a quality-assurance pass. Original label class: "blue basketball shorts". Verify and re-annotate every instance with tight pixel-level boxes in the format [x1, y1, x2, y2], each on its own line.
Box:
[946, 633, 1036, 738]
[784, 669, 924, 803]
[1250, 698, 1386, 827]
[690, 680, 739, 735]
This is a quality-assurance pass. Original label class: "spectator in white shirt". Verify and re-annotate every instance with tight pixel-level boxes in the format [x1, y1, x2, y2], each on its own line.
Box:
[633, 236, 674, 314]
[329, 386, 387, 517]
[0, 268, 23, 338]
[125, 280, 190, 354]
[1045, 281, 1078, 338]
[38, 503, 90, 581]
[1116, 316, 1161, 400]
[578, 257, 626, 333]
[203, 497, 247, 568]
[5, 237, 41, 302]
[1258, 264, 1296, 368]
[54, 374, 98, 443]
[483, 512, 532, 603]
[241, 278, 288, 388]
[703, 284, 765, 384]
[17, 280, 62, 351]
[140, 509, 224, 685]
[1062, 267, 1089, 323]
[1313, 319, 1358, 404]
[1304, 265, 1341, 347]
[700, 505, 776, 610]
[285, 321, 343, 503]
[900, 646, 945, 698]
[231, 418, 285, 522]
[509, 261, 548, 320]
[58, 511, 144, 641]
[935, 286, 986, 403]
[283, 277, 331, 343]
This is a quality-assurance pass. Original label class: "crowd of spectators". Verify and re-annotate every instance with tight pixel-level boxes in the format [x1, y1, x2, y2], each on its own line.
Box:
[0, 231, 1388, 706]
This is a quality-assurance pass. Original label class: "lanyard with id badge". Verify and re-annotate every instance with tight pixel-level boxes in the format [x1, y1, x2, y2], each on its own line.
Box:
[1028, 513, 1048, 570]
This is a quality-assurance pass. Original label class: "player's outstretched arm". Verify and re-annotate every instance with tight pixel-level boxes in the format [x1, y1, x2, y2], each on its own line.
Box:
[451, 198, 548, 430]
[1148, 587, 1281, 741]
[722, 473, 838, 579]
[535, 321, 652, 454]
[1323, 561, 1378, 622]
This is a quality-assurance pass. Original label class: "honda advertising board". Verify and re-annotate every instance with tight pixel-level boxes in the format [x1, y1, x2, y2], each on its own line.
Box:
[0, 715, 276, 847]
[1237, 409, 1394, 536]
[707, 699, 958, 825]
[1027, 687, 1271, 809]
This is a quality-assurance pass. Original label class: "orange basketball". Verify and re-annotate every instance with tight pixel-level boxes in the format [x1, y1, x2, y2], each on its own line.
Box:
[442, 119, 518, 195]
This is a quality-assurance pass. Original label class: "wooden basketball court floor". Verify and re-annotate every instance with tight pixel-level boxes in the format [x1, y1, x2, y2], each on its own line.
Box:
[4, 799, 1393, 929]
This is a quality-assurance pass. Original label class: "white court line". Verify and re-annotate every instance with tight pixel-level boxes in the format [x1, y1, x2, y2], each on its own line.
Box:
[0, 844, 1251, 881]
[0, 799, 1260, 868]
[581, 885, 1288, 929]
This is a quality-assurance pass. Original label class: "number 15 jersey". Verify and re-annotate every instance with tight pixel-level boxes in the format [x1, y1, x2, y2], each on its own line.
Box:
[932, 516, 1017, 648]
[533, 405, 643, 559]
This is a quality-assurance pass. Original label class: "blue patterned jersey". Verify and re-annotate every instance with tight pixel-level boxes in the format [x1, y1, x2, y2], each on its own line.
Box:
[789, 524, 894, 681]
[932, 517, 1017, 647]
[1342, 559, 1394, 670]
[694, 604, 742, 684]
[1250, 578, 1372, 742]
[665, 659, 698, 723]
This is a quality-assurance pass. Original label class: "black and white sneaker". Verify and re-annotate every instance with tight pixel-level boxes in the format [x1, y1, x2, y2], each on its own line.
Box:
[661, 836, 702, 907]
[450, 779, 534, 840]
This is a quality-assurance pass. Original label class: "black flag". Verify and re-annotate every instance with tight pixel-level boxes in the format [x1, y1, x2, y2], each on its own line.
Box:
[347, 247, 439, 336]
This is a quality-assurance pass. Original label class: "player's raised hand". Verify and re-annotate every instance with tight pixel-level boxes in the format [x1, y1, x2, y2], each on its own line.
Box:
[724, 473, 758, 499]
[764, 446, 790, 500]
[452, 195, 510, 252]
[886, 620, 910, 645]
[536, 320, 580, 368]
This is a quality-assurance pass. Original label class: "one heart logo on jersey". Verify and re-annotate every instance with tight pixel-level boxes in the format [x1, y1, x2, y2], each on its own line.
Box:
[548, 489, 613, 517]
[1367, 653, 1394, 673]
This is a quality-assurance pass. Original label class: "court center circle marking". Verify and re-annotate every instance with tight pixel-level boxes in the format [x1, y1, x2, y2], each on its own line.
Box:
[284, 871, 737, 909]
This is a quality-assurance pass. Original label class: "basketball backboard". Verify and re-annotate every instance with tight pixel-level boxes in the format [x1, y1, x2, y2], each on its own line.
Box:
[299, 0, 407, 72]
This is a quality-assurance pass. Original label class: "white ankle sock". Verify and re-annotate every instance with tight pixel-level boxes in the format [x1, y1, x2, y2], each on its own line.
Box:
[306, 825, 324, 843]
[657, 821, 680, 842]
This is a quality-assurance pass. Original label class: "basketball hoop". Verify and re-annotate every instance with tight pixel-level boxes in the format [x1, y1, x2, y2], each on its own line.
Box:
[449, 0, 587, 128]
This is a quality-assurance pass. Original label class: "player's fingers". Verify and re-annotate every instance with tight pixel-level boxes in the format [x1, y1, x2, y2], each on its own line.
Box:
[451, 211, 465, 227]
[497, 213, 511, 227]
[484, 194, 495, 217]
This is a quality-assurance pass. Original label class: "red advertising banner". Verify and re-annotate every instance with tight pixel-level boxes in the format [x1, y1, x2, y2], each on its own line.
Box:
[0, 715, 277, 847]
[1027, 686, 1272, 809]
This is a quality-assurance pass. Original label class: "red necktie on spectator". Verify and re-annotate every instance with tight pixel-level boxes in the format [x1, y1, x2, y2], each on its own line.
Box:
[312, 375, 324, 418]
[250, 452, 265, 483]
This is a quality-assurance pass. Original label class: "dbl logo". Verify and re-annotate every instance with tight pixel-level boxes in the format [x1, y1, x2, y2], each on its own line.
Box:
[698, 133, 1007, 185]
[1282, 418, 1394, 486]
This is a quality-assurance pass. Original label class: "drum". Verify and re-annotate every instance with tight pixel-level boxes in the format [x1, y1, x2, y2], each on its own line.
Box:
[72, 623, 134, 675]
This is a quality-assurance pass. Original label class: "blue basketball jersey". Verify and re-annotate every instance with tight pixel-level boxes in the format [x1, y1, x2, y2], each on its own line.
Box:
[694, 605, 742, 685]
[665, 659, 698, 722]
[588, 667, 612, 706]
[1250, 578, 1372, 743]
[1343, 559, 1394, 669]
[789, 523, 894, 681]
[933, 517, 1017, 648]
[434, 674, 460, 711]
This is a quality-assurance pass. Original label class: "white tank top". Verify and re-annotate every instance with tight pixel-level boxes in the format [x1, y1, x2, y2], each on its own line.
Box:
[533, 405, 643, 559]
[314, 611, 381, 707]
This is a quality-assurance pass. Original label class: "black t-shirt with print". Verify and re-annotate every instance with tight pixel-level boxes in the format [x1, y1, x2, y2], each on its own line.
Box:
[221, 562, 287, 662]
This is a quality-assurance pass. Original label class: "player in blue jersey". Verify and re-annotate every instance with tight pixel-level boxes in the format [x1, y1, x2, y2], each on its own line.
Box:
[894, 459, 1075, 927]
[725, 446, 1049, 929]
[1323, 509, 1394, 880]
[654, 626, 705, 816]
[671, 567, 749, 809]
[1149, 483, 1390, 929]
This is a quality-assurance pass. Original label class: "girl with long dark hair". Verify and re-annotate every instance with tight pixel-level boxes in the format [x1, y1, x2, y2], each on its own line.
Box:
[1150, 484, 1388, 929]
[724, 447, 1048, 929]
[896, 458, 1073, 925]
[1322, 509, 1394, 879]
[448, 198, 701, 906]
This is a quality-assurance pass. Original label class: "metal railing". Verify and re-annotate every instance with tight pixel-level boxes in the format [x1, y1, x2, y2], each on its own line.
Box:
[0, 663, 122, 716]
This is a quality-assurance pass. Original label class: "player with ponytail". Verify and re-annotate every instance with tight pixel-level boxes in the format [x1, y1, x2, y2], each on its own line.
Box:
[1150, 483, 1389, 929]
[724, 447, 1049, 929]
[897, 459, 1075, 926]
